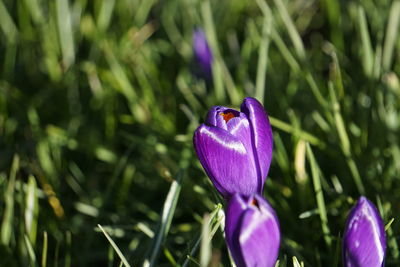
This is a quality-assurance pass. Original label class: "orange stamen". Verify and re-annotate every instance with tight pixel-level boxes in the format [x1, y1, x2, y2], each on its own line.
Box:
[220, 112, 235, 123]
[250, 198, 259, 208]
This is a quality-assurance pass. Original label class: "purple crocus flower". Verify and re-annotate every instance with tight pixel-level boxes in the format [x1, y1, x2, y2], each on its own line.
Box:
[193, 97, 273, 198]
[193, 29, 213, 78]
[225, 193, 280, 267]
[343, 196, 386, 267]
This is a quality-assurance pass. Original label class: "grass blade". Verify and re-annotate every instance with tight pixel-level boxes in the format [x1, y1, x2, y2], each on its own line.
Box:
[97, 0, 116, 32]
[181, 204, 222, 267]
[42, 232, 48, 267]
[201, 0, 240, 104]
[98, 224, 131, 267]
[255, 15, 272, 102]
[328, 83, 365, 194]
[0, 0, 18, 43]
[306, 144, 332, 247]
[1, 154, 19, 246]
[332, 232, 341, 267]
[357, 6, 374, 77]
[377, 196, 399, 260]
[386, 218, 399, 260]
[201, 0, 225, 102]
[269, 116, 325, 147]
[24, 234, 37, 266]
[22, 0, 44, 25]
[321, 0, 343, 50]
[56, 0, 75, 69]
[25, 175, 39, 246]
[103, 43, 138, 108]
[273, 0, 306, 61]
[200, 214, 211, 267]
[292, 256, 304, 267]
[65, 231, 72, 267]
[144, 171, 183, 267]
[382, 0, 400, 72]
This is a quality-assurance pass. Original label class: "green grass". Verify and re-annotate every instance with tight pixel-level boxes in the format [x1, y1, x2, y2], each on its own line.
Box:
[0, 0, 399, 266]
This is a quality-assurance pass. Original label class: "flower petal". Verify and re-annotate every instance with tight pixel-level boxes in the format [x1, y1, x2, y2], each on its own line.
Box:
[225, 194, 280, 267]
[225, 194, 248, 266]
[193, 124, 258, 198]
[239, 207, 280, 267]
[193, 29, 213, 77]
[241, 97, 273, 192]
[225, 114, 258, 182]
[206, 106, 240, 130]
[240, 196, 280, 267]
[201, 105, 259, 197]
[343, 196, 386, 267]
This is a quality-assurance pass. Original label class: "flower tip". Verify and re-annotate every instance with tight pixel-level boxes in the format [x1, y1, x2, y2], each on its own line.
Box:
[193, 28, 205, 41]
[243, 96, 258, 102]
[353, 196, 378, 214]
[358, 195, 367, 202]
[241, 97, 260, 108]
[193, 123, 205, 138]
[226, 194, 280, 267]
[343, 196, 386, 267]
[192, 28, 212, 69]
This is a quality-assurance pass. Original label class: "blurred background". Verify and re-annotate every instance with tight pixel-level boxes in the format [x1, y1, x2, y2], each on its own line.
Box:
[0, 0, 399, 266]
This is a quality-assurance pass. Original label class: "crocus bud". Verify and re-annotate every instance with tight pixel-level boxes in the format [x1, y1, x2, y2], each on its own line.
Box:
[225, 194, 280, 267]
[343, 196, 386, 267]
[193, 97, 273, 198]
[193, 28, 213, 79]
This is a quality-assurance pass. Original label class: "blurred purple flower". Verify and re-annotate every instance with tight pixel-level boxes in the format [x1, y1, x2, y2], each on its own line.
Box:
[193, 29, 213, 78]
[225, 193, 280, 267]
[343, 196, 386, 267]
[193, 97, 273, 198]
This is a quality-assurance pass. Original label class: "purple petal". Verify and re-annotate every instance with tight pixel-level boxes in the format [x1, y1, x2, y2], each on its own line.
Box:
[225, 194, 280, 267]
[253, 194, 277, 217]
[205, 106, 240, 130]
[193, 29, 213, 76]
[343, 196, 386, 267]
[206, 109, 257, 179]
[225, 194, 248, 265]
[225, 114, 257, 171]
[241, 97, 273, 192]
[193, 125, 258, 198]
[239, 208, 280, 267]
